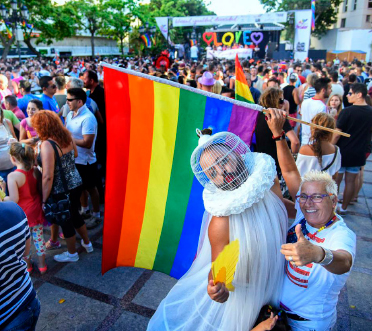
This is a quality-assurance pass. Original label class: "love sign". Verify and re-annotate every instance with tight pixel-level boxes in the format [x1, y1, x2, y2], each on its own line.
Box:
[203, 32, 214, 46]
[202, 31, 265, 46]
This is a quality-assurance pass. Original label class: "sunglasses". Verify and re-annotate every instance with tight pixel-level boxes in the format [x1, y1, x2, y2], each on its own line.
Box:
[66, 98, 78, 102]
[279, 98, 284, 104]
[49, 84, 57, 88]
[347, 92, 353, 96]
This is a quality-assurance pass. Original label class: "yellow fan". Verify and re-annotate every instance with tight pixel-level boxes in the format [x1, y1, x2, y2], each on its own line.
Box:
[0, 189, 5, 201]
[211, 239, 240, 292]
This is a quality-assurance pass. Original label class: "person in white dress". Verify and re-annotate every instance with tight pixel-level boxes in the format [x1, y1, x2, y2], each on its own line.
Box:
[147, 129, 288, 331]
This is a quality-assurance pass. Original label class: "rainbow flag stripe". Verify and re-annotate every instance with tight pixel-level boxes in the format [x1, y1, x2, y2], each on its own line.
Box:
[235, 54, 254, 104]
[311, 0, 316, 31]
[140, 33, 153, 47]
[102, 64, 259, 279]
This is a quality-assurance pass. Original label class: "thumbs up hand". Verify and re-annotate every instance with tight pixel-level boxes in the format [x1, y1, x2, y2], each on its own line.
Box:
[281, 224, 325, 266]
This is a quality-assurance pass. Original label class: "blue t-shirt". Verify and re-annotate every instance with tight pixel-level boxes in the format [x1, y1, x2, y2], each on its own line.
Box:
[0, 202, 35, 329]
[17, 94, 40, 116]
[41, 94, 60, 113]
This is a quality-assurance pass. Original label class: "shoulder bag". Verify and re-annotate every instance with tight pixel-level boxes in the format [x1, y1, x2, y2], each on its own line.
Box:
[321, 146, 338, 172]
[43, 140, 71, 226]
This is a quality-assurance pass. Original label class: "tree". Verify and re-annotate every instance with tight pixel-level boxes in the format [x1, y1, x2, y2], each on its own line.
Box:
[22, 0, 77, 57]
[101, 0, 136, 56]
[146, 0, 214, 48]
[259, 0, 342, 38]
[0, 27, 15, 60]
[67, 0, 108, 57]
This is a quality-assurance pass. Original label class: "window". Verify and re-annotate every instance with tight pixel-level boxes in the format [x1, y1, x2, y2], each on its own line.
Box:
[369, 0, 372, 8]
[344, 0, 348, 11]
[341, 18, 346, 27]
[353, 0, 357, 10]
[367, 15, 371, 22]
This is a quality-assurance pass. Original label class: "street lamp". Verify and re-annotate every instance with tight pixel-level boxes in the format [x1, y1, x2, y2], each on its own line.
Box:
[0, 1, 29, 62]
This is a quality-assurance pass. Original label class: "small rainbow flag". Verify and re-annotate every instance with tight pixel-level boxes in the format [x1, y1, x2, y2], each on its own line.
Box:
[190, 39, 197, 46]
[311, 0, 316, 31]
[102, 63, 259, 278]
[235, 54, 255, 104]
[140, 33, 153, 47]
[5, 22, 12, 39]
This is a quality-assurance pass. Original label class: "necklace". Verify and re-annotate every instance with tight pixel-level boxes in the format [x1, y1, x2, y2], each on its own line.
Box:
[287, 214, 338, 244]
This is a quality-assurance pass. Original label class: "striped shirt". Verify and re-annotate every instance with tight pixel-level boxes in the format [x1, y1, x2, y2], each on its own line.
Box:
[303, 86, 316, 100]
[0, 201, 35, 328]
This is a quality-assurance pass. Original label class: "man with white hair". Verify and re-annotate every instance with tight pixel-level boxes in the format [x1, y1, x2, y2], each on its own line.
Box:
[61, 77, 102, 124]
[266, 108, 356, 331]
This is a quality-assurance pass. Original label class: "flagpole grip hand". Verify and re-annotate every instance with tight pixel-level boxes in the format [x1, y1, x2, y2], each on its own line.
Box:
[265, 108, 287, 137]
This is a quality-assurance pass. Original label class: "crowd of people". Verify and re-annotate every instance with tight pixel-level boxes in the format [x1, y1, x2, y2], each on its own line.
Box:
[0, 54, 371, 331]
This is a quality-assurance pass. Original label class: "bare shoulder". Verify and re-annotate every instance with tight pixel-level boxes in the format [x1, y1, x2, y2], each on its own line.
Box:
[299, 144, 314, 156]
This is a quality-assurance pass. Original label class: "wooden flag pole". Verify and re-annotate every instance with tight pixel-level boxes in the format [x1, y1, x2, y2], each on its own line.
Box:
[263, 110, 351, 138]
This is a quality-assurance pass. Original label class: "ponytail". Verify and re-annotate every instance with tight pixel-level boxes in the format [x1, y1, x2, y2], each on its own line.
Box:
[9, 142, 35, 171]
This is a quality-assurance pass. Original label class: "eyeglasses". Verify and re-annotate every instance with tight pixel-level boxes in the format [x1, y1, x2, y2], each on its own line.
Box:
[296, 193, 334, 204]
[66, 98, 78, 102]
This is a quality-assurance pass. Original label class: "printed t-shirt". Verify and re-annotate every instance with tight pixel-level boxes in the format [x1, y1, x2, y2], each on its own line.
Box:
[281, 207, 356, 321]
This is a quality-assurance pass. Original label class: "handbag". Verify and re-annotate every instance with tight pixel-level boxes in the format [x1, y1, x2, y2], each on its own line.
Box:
[43, 140, 71, 226]
[321, 146, 338, 172]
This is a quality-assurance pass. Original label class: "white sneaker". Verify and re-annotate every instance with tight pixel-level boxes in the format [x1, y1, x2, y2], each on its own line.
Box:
[81, 239, 94, 253]
[54, 251, 79, 263]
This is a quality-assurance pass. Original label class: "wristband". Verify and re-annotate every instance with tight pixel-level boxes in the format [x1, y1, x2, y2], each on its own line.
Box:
[317, 247, 334, 266]
[272, 131, 285, 141]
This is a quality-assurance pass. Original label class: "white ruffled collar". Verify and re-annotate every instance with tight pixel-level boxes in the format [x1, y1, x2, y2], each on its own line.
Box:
[203, 153, 276, 216]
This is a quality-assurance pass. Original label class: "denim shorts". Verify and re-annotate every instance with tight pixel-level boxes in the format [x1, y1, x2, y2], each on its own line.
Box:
[2, 296, 40, 331]
[338, 166, 360, 174]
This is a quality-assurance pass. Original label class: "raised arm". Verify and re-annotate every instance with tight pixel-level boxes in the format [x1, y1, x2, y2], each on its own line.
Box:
[266, 108, 301, 200]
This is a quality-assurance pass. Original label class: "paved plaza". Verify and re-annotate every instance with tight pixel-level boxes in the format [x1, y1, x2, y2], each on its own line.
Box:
[31, 160, 372, 331]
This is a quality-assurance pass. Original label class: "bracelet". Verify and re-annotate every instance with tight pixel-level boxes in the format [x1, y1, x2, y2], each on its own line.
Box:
[272, 131, 285, 141]
[317, 247, 334, 266]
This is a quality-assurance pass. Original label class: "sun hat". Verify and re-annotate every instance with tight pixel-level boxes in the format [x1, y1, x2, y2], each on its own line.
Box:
[198, 72, 215, 86]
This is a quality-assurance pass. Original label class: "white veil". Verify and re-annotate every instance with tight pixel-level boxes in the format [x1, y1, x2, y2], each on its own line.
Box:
[147, 132, 287, 331]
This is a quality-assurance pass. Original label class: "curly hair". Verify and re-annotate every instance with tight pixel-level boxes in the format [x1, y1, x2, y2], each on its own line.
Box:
[259, 87, 283, 109]
[31, 110, 72, 148]
[310, 113, 335, 166]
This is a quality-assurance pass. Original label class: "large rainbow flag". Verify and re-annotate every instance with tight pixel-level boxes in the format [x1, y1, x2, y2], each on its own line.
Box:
[102, 64, 260, 279]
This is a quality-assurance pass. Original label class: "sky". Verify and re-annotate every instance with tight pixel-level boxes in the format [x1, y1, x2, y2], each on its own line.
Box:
[206, 0, 265, 16]
[53, 0, 266, 15]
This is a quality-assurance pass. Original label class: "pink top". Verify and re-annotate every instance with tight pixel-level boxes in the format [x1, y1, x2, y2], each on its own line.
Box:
[20, 119, 37, 138]
[15, 168, 44, 227]
[0, 89, 12, 109]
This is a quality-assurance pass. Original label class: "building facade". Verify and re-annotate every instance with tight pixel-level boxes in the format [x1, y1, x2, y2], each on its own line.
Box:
[310, 0, 372, 61]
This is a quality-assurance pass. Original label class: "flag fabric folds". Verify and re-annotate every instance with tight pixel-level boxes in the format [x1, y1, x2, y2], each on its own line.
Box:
[235, 54, 255, 104]
[311, 0, 316, 31]
[102, 64, 260, 279]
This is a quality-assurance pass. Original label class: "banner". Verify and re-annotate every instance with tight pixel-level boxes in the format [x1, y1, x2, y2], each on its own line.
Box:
[155, 17, 173, 45]
[294, 10, 312, 62]
[170, 13, 287, 27]
[101, 63, 260, 279]
[209, 48, 253, 60]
